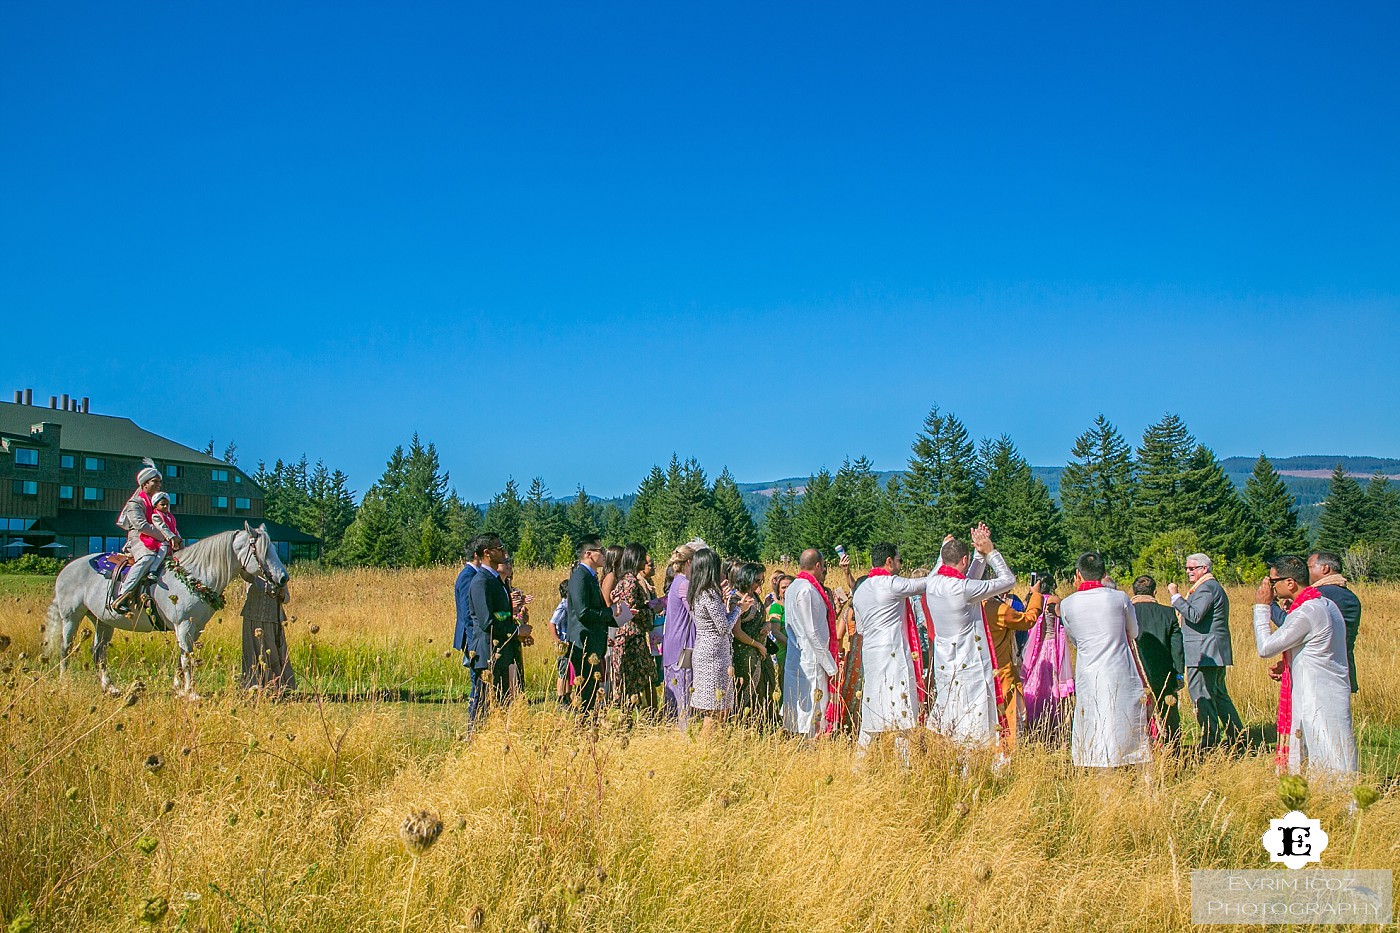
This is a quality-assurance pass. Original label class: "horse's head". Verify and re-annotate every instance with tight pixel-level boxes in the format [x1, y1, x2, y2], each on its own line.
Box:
[234, 522, 289, 589]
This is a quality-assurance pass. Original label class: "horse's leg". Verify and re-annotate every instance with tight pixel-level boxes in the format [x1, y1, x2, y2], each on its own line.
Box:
[93, 622, 120, 697]
[57, 609, 81, 679]
[176, 622, 201, 701]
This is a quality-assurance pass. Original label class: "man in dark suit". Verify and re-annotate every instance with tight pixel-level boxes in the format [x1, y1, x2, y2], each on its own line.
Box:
[1131, 575, 1186, 746]
[1167, 552, 1243, 750]
[453, 535, 485, 663]
[1309, 550, 1361, 693]
[566, 535, 614, 714]
[464, 535, 504, 722]
[467, 535, 526, 718]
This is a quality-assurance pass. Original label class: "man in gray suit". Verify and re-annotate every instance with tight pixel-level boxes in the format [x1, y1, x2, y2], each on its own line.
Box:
[1166, 552, 1243, 750]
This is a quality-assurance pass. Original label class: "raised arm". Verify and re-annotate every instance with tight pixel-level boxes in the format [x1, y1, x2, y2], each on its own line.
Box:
[961, 550, 1015, 604]
[1252, 603, 1312, 659]
[1171, 584, 1215, 631]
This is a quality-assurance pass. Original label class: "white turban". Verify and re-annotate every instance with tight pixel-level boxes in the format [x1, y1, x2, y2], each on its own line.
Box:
[151, 491, 170, 507]
[137, 457, 160, 485]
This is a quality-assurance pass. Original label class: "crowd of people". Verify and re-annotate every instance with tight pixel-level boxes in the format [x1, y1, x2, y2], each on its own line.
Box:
[451, 527, 1364, 778]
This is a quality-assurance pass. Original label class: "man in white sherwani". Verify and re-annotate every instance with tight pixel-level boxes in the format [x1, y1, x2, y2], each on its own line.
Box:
[1060, 552, 1152, 769]
[925, 524, 1015, 747]
[782, 549, 839, 737]
[852, 542, 930, 754]
[1254, 555, 1357, 778]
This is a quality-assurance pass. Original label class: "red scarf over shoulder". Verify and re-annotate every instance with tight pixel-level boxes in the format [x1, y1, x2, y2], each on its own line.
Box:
[1275, 586, 1323, 771]
[797, 570, 839, 731]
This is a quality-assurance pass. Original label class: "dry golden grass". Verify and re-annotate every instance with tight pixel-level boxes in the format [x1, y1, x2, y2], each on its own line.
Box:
[0, 567, 1397, 931]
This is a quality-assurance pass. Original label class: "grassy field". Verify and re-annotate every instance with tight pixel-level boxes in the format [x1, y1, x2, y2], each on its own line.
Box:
[0, 566, 1397, 931]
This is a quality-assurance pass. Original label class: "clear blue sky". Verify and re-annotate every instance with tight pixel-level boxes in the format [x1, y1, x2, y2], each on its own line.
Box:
[3, 2, 1397, 502]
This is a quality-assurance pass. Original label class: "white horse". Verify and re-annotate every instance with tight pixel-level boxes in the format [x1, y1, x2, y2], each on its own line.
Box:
[43, 522, 289, 699]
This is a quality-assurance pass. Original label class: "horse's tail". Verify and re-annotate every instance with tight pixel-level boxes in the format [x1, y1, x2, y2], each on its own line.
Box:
[42, 598, 65, 664]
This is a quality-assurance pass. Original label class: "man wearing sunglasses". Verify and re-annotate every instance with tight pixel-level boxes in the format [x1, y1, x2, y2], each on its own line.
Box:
[1167, 553, 1243, 751]
[1252, 555, 1357, 776]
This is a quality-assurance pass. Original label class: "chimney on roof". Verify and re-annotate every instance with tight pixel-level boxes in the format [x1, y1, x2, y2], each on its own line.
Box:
[81, 397, 90, 413]
[48, 396, 58, 409]
[11, 390, 19, 404]
[23, 388, 32, 405]
[61, 393, 69, 411]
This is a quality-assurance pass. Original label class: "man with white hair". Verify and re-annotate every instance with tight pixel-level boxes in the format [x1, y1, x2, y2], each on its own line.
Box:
[113, 458, 179, 614]
[1167, 552, 1243, 751]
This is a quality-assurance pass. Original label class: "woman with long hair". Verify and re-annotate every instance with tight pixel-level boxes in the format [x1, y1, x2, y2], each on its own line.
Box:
[731, 561, 776, 725]
[687, 547, 746, 737]
[662, 544, 697, 727]
[767, 573, 793, 701]
[608, 542, 658, 711]
[599, 544, 624, 701]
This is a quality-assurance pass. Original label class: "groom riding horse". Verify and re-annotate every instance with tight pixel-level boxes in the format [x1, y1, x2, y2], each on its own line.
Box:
[112, 458, 181, 620]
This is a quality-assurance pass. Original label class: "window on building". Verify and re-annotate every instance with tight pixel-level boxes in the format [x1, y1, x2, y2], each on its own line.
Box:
[234, 474, 242, 484]
[12, 480, 37, 495]
[88, 536, 103, 554]
[276, 541, 290, 562]
[166, 493, 178, 505]
[59, 485, 74, 500]
[211, 469, 229, 482]
[61, 454, 75, 469]
[84, 457, 104, 471]
[1, 518, 36, 531]
[166, 464, 181, 478]
[235, 497, 251, 510]
[15, 448, 38, 467]
[83, 487, 103, 502]
[105, 536, 123, 553]
[213, 496, 229, 509]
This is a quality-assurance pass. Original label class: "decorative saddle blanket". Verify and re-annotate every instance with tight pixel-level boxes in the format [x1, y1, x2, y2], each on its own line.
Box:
[90, 552, 135, 580]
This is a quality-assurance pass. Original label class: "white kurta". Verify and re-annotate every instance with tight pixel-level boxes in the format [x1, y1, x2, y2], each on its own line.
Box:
[782, 577, 839, 737]
[1061, 588, 1151, 767]
[924, 551, 1015, 747]
[853, 574, 929, 738]
[1254, 598, 1358, 777]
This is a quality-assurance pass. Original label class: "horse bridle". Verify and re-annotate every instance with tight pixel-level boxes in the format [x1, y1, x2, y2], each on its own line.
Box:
[242, 529, 283, 590]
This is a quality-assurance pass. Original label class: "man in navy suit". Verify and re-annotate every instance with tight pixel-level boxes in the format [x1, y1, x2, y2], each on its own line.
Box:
[566, 535, 614, 714]
[453, 535, 485, 662]
[463, 535, 504, 723]
[468, 535, 526, 716]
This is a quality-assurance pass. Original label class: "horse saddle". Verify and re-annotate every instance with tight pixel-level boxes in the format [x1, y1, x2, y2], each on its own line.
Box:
[91, 552, 134, 580]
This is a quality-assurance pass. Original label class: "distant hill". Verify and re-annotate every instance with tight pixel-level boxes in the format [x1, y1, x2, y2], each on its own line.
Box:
[516, 456, 1396, 534]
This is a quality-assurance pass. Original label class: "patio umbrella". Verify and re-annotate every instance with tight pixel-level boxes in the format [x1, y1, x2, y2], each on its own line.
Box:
[40, 542, 70, 550]
[4, 541, 27, 550]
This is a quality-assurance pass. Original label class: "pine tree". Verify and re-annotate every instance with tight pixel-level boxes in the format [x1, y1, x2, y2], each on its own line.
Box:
[565, 487, 599, 543]
[1184, 444, 1258, 560]
[656, 457, 713, 550]
[601, 503, 628, 546]
[524, 476, 564, 559]
[832, 456, 881, 552]
[627, 466, 667, 552]
[553, 534, 576, 568]
[1134, 413, 1197, 546]
[515, 518, 541, 567]
[761, 486, 799, 563]
[871, 476, 905, 551]
[1060, 415, 1137, 569]
[1363, 470, 1399, 541]
[977, 435, 1067, 574]
[299, 461, 358, 554]
[711, 469, 759, 559]
[482, 479, 523, 552]
[1317, 465, 1369, 554]
[903, 406, 979, 564]
[336, 492, 400, 567]
[443, 495, 481, 559]
[795, 470, 846, 553]
[1244, 454, 1309, 557]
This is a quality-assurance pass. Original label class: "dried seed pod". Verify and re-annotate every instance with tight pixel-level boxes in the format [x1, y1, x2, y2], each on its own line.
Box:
[399, 808, 443, 855]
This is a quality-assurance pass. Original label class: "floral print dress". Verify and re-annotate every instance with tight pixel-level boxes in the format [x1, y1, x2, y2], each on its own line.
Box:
[608, 573, 657, 708]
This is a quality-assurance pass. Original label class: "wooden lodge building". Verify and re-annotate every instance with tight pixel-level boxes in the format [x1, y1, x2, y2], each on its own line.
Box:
[0, 389, 319, 562]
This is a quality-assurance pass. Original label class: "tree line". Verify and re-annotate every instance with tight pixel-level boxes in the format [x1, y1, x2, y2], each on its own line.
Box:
[253, 409, 1399, 581]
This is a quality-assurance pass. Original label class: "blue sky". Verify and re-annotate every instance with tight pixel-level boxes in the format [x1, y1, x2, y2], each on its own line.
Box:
[3, 2, 1397, 501]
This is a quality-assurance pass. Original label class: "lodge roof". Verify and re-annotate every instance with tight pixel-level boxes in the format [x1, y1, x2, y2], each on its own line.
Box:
[0, 401, 228, 467]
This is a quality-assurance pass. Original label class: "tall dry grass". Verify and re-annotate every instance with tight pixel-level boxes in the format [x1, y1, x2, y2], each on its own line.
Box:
[0, 567, 1396, 931]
